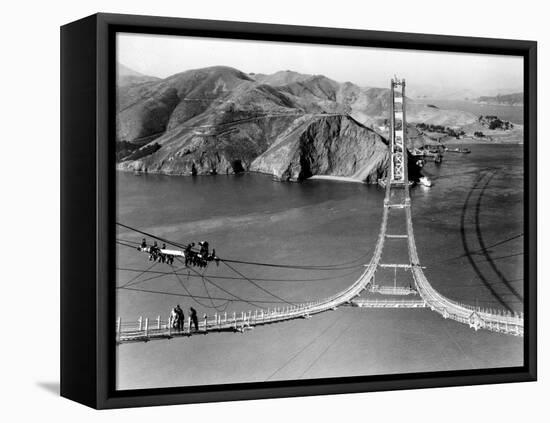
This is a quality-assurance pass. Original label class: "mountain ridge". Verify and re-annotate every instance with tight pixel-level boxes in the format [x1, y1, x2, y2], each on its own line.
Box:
[115, 64, 508, 182]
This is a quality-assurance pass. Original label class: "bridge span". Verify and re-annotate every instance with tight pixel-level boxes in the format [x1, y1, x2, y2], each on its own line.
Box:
[116, 78, 523, 343]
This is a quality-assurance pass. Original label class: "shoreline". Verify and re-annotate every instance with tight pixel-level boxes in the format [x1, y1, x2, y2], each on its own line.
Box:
[443, 138, 523, 145]
[116, 167, 375, 184]
[116, 141, 521, 183]
[308, 175, 366, 184]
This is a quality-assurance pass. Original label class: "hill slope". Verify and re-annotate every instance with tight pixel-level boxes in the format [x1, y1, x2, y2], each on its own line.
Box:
[117, 63, 160, 87]
[115, 65, 485, 181]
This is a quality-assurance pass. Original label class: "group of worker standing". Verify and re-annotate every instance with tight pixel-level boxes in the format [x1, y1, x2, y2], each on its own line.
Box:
[184, 241, 217, 268]
[139, 239, 175, 265]
[138, 238, 219, 268]
[170, 305, 200, 332]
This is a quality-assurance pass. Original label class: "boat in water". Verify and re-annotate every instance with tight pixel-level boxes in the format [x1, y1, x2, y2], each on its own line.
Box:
[419, 176, 433, 187]
[447, 147, 471, 154]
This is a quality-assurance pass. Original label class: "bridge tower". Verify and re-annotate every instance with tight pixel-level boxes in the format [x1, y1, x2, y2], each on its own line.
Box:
[389, 78, 408, 186]
[374, 77, 418, 298]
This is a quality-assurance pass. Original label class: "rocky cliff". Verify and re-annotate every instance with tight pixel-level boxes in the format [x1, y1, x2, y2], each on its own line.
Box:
[251, 115, 388, 182]
[118, 113, 390, 183]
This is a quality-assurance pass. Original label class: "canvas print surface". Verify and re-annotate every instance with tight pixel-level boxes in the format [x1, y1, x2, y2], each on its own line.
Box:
[115, 33, 524, 390]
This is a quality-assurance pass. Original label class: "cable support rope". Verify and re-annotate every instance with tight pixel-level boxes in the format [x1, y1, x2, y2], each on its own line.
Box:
[116, 240, 139, 250]
[221, 260, 295, 306]
[116, 285, 312, 304]
[117, 221, 370, 270]
[116, 237, 141, 245]
[218, 257, 367, 271]
[122, 264, 189, 287]
[119, 261, 159, 289]
[197, 263, 230, 312]
[175, 257, 267, 308]
[117, 222, 189, 250]
[116, 259, 238, 312]
[171, 266, 230, 312]
[201, 272, 229, 311]
[115, 266, 363, 283]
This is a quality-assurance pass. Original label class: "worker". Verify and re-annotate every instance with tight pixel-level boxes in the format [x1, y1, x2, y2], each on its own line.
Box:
[159, 243, 167, 263]
[184, 243, 195, 266]
[175, 304, 184, 331]
[170, 306, 179, 329]
[149, 241, 159, 261]
[199, 241, 209, 257]
[140, 238, 147, 250]
[189, 307, 199, 332]
[211, 249, 220, 266]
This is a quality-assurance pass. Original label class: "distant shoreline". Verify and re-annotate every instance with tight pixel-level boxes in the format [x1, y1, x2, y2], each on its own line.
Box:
[443, 138, 523, 145]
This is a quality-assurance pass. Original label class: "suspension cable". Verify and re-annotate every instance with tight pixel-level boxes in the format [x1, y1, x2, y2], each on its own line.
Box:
[119, 261, 158, 288]
[115, 266, 362, 283]
[171, 266, 230, 311]
[175, 257, 267, 308]
[117, 285, 310, 304]
[221, 260, 295, 306]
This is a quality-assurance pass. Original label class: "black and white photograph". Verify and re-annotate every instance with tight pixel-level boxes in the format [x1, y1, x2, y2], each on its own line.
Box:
[114, 32, 526, 391]
[3, 0, 548, 418]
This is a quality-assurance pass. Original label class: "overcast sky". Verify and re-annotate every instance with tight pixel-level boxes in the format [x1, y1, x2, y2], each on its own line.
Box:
[117, 33, 523, 97]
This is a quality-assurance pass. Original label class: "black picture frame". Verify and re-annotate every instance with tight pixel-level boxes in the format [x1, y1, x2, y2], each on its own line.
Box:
[60, 12, 537, 409]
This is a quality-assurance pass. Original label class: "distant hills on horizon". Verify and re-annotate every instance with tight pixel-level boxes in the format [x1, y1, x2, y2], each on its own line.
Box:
[118, 62, 522, 101]
[475, 93, 523, 106]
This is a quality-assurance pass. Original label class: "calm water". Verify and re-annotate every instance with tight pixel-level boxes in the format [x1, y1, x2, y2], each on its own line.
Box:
[116, 144, 524, 389]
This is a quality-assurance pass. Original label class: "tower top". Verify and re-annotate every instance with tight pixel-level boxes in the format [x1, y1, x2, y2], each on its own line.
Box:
[392, 77, 406, 86]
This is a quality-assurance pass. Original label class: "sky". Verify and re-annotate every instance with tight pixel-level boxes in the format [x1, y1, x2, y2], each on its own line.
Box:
[117, 32, 523, 98]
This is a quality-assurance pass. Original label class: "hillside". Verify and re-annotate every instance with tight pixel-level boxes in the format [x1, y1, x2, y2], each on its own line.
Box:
[115, 64, 507, 181]
[255, 72, 478, 127]
[251, 115, 389, 182]
[117, 63, 160, 87]
[116, 65, 394, 181]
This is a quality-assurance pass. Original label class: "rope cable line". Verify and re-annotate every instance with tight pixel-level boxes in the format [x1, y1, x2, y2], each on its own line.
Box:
[221, 260, 295, 306]
[117, 286, 310, 304]
[119, 261, 158, 289]
[115, 266, 363, 283]
[174, 257, 267, 308]
[171, 265, 230, 311]
[117, 222, 370, 271]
